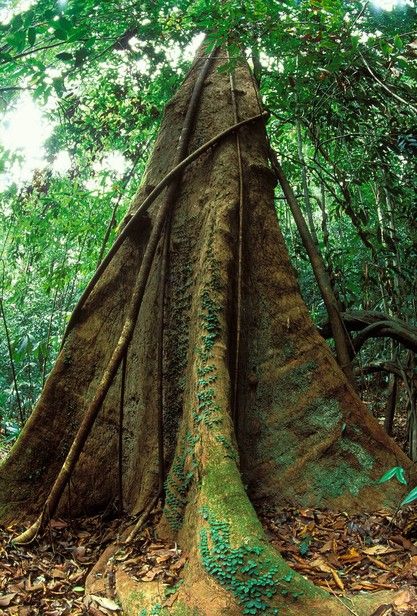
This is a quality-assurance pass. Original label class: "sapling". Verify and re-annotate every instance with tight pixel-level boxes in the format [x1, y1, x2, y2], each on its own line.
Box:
[378, 466, 417, 527]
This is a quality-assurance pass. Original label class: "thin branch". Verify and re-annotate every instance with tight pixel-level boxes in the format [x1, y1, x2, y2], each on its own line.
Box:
[359, 51, 417, 115]
[1, 41, 66, 64]
[118, 350, 127, 515]
[0, 297, 24, 425]
[0, 86, 31, 92]
[317, 132, 367, 147]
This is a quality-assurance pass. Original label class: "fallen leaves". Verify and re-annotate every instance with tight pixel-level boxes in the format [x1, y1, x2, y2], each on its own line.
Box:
[262, 506, 417, 596]
[117, 533, 186, 587]
[0, 505, 186, 615]
[0, 515, 122, 615]
[2, 504, 417, 614]
[0, 592, 17, 607]
[88, 595, 120, 611]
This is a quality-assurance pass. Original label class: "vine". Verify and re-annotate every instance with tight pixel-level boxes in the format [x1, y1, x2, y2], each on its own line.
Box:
[199, 508, 281, 615]
[164, 432, 198, 531]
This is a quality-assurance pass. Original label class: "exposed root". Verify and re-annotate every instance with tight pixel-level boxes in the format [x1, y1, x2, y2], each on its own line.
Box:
[125, 494, 160, 544]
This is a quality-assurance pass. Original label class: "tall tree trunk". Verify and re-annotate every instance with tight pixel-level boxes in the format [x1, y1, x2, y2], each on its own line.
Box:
[0, 47, 414, 614]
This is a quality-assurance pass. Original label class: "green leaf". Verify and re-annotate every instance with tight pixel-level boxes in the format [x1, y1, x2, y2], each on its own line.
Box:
[52, 77, 65, 96]
[401, 486, 417, 507]
[27, 27, 36, 46]
[378, 466, 407, 486]
[11, 14, 23, 32]
[75, 47, 89, 67]
[23, 10, 34, 27]
[43, 9, 55, 20]
[394, 35, 404, 50]
[53, 17, 73, 40]
[59, 17, 73, 32]
[299, 536, 311, 556]
[56, 52, 73, 61]
[6, 31, 27, 53]
[53, 28, 68, 41]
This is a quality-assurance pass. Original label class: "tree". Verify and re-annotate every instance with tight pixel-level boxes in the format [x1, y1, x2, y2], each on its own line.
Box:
[1, 42, 415, 615]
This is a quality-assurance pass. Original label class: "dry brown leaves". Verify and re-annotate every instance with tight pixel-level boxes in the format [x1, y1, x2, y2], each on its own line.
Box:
[0, 509, 185, 616]
[3, 504, 417, 614]
[263, 506, 417, 597]
[115, 526, 186, 587]
[0, 515, 123, 615]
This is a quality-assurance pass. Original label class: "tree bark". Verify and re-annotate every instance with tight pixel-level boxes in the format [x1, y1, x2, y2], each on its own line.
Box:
[384, 374, 398, 436]
[0, 46, 414, 614]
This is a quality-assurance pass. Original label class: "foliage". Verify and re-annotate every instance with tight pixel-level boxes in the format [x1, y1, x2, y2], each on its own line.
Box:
[378, 465, 407, 485]
[199, 508, 281, 614]
[378, 466, 417, 507]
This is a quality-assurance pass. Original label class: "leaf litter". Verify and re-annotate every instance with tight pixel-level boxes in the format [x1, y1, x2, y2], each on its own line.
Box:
[261, 506, 417, 613]
[0, 507, 185, 615]
[2, 505, 417, 614]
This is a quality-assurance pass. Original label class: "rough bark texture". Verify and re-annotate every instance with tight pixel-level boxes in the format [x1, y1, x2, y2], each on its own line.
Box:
[0, 48, 415, 614]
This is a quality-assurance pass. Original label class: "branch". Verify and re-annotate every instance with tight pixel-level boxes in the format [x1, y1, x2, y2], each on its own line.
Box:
[353, 321, 417, 354]
[355, 361, 411, 380]
[359, 51, 417, 115]
[319, 311, 417, 354]
[0, 86, 31, 92]
[1, 41, 66, 64]
[0, 298, 24, 425]
[270, 148, 355, 384]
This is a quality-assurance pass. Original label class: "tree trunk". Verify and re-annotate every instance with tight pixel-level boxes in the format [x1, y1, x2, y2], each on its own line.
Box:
[384, 373, 398, 436]
[0, 47, 414, 614]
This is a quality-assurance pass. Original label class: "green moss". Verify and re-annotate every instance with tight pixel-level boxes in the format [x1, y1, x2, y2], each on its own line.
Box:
[124, 590, 145, 614]
[198, 507, 325, 614]
[280, 341, 296, 363]
[216, 435, 238, 461]
[152, 604, 201, 616]
[340, 438, 374, 470]
[255, 429, 298, 469]
[249, 363, 319, 471]
[170, 604, 201, 616]
[199, 435, 327, 608]
[164, 432, 198, 531]
[252, 361, 316, 427]
[164, 243, 196, 462]
[199, 291, 221, 362]
[304, 398, 341, 431]
[273, 439, 298, 467]
[202, 454, 264, 539]
[304, 460, 372, 500]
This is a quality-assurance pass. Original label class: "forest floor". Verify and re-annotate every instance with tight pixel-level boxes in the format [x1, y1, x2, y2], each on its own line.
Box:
[1, 388, 415, 614]
[1, 504, 417, 615]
